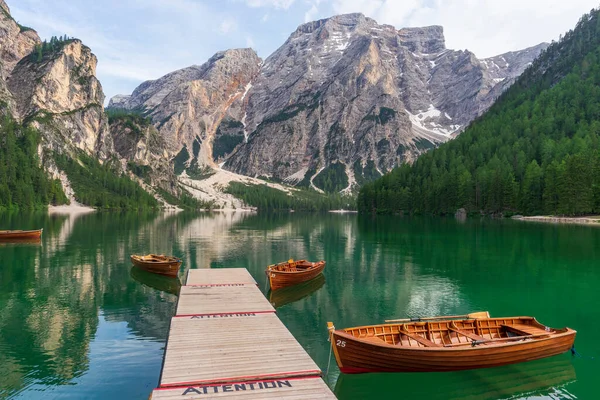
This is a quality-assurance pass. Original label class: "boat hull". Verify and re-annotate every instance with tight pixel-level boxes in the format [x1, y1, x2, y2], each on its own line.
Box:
[267, 261, 326, 290]
[329, 319, 576, 373]
[0, 229, 43, 241]
[131, 255, 182, 277]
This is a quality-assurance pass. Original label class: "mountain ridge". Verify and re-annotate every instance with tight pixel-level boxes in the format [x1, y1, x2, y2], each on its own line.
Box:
[109, 13, 547, 193]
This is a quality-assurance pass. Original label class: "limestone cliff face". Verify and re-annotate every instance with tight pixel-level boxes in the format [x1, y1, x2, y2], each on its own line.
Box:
[109, 116, 176, 191]
[223, 15, 547, 189]
[7, 40, 113, 158]
[109, 49, 262, 170]
[110, 14, 547, 191]
[0, 0, 40, 110]
[0, 0, 40, 79]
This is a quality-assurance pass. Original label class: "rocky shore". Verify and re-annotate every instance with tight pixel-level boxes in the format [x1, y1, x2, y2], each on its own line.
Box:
[513, 215, 600, 226]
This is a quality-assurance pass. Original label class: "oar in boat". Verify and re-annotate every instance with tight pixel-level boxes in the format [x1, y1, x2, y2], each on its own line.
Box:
[444, 332, 552, 347]
[385, 311, 490, 323]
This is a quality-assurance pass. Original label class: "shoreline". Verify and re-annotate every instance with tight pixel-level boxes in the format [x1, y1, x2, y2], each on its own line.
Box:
[513, 215, 600, 226]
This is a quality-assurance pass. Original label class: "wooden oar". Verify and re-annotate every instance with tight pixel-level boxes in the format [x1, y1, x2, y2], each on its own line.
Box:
[444, 332, 551, 347]
[385, 311, 490, 323]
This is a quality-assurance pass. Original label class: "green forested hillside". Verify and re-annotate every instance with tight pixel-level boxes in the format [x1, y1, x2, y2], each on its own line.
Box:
[54, 153, 158, 210]
[359, 8, 600, 216]
[226, 182, 355, 212]
[0, 116, 67, 211]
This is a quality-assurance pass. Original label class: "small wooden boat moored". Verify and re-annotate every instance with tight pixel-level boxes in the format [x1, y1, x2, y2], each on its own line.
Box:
[0, 229, 43, 241]
[327, 315, 576, 373]
[130, 254, 182, 277]
[266, 258, 326, 291]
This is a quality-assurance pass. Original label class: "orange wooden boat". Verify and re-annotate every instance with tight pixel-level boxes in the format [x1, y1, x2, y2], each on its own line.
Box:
[266, 259, 326, 290]
[0, 229, 43, 241]
[327, 313, 576, 373]
[130, 254, 182, 277]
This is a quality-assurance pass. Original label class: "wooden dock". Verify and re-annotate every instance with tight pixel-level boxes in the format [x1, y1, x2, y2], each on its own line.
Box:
[151, 268, 336, 399]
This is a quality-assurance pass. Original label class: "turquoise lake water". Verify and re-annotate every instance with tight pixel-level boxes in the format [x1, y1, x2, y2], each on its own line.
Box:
[0, 211, 597, 399]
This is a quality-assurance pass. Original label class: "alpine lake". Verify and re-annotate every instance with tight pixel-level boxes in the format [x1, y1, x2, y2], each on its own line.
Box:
[0, 211, 598, 399]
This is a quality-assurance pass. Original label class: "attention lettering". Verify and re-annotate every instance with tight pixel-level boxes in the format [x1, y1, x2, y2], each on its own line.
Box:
[181, 380, 293, 395]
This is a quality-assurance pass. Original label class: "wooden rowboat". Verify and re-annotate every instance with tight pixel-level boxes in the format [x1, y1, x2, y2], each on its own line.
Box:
[327, 315, 576, 373]
[0, 229, 43, 241]
[130, 254, 182, 277]
[266, 259, 326, 291]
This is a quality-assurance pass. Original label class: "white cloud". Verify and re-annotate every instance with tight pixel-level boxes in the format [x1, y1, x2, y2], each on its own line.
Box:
[246, 35, 256, 48]
[219, 18, 238, 34]
[304, 4, 319, 22]
[242, 0, 296, 9]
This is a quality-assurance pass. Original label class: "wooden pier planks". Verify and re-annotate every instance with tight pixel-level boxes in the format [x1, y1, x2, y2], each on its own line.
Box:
[160, 314, 320, 387]
[155, 268, 336, 399]
[176, 285, 275, 316]
[152, 376, 337, 399]
[186, 268, 257, 286]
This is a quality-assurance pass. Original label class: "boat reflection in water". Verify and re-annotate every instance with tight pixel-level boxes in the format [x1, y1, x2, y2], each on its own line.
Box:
[268, 274, 325, 308]
[333, 355, 576, 400]
[0, 237, 42, 246]
[130, 267, 182, 296]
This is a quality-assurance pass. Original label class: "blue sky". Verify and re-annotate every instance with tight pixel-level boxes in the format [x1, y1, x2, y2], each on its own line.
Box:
[9, 0, 600, 103]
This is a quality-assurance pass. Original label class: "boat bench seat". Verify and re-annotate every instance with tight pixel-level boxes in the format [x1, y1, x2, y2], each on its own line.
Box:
[448, 326, 485, 342]
[501, 324, 551, 336]
[399, 327, 442, 347]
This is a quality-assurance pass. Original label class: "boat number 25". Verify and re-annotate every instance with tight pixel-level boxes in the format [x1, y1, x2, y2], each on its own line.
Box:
[336, 340, 346, 347]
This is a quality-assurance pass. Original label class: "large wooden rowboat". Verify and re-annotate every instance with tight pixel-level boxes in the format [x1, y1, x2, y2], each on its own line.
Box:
[327, 315, 576, 373]
[0, 229, 43, 241]
[266, 259, 326, 291]
[130, 254, 182, 277]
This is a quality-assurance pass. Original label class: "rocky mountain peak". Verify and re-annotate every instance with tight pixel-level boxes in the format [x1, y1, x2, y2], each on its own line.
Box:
[0, 1, 40, 79]
[8, 39, 103, 119]
[110, 48, 260, 112]
[293, 13, 372, 36]
[6, 38, 112, 158]
[109, 13, 547, 193]
[0, 0, 10, 14]
[398, 25, 446, 54]
[200, 48, 260, 84]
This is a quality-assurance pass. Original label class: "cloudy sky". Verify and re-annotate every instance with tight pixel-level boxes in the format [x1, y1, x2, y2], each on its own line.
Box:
[9, 0, 599, 103]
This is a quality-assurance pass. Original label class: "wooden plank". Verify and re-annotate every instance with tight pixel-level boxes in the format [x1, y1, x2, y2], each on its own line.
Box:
[151, 376, 336, 399]
[176, 285, 275, 316]
[160, 314, 321, 387]
[399, 328, 441, 347]
[448, 327, 485, 341]
[187, 268, 257, 286]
